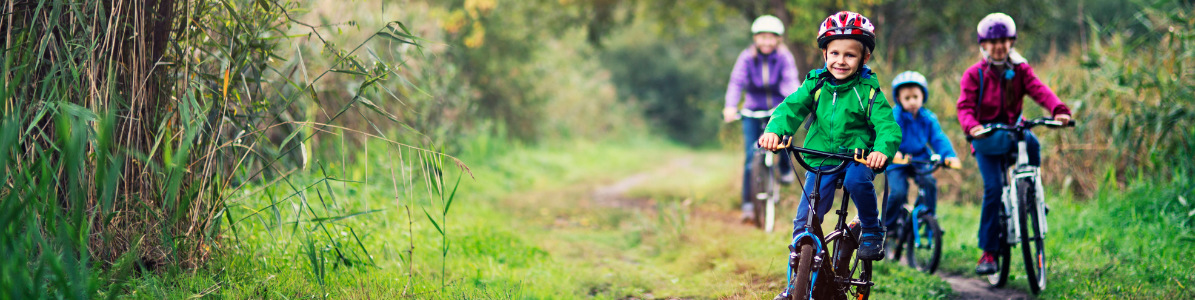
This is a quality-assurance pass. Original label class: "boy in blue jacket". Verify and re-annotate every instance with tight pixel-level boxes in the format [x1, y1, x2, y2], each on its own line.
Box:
[883, 71, 960, 232]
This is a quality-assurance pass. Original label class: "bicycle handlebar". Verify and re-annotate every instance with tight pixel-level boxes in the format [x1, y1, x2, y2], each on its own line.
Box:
[769, 136, 881, 175]
[891, 154, 962, 174]
[970, 117, 1076, 139]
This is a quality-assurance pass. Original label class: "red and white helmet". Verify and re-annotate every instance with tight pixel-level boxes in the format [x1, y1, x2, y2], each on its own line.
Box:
[817, 11, 876, 52]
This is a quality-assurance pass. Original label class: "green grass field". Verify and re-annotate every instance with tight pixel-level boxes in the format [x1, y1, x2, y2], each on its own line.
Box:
[118, 138, 1193, 299]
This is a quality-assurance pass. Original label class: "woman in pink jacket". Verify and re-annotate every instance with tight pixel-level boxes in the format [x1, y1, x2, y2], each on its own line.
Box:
[956, 13, 1073, 275]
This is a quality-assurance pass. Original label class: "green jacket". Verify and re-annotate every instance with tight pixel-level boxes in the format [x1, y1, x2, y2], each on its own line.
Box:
[765, 69, 902, 167]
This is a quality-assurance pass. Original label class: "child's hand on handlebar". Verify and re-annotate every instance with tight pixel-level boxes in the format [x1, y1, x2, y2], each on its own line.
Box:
[865, 152, 888, 170]
[945, 157, 962, 169]
[723, 107, 739, 123]
[969, 126, 987, 138]
[1053, 114, 1071, 124]
[757, 132, 782, 150]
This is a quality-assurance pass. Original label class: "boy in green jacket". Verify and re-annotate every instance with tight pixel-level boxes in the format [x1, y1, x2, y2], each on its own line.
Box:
[758, 11, 902, 262]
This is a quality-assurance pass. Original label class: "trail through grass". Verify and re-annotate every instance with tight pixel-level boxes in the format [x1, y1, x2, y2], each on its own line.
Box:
[122, 138, 1192, 299]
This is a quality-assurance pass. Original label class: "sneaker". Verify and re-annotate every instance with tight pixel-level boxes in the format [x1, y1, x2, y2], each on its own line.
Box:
[779, 171, 796, 185]
[857, 228, 885, 261]
[740, 203, 756, 224]
[975, 252, 1000, 275]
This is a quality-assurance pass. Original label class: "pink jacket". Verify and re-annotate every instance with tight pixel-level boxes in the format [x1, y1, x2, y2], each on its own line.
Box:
[956, 60, 1071, 133]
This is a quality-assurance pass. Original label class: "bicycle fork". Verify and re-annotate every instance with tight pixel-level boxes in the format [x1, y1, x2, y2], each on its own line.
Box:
[787, 172, 830, 298]
[1002, 139, 1050, 244]
[762, 151, 779, 231]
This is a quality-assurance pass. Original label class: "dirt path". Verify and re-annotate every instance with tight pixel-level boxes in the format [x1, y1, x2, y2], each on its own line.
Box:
[941, 274, 1030, 300]
[588, 156, 1034, 299]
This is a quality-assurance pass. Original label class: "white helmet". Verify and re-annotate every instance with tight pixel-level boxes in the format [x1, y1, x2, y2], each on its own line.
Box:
[751, 15, 785, 35]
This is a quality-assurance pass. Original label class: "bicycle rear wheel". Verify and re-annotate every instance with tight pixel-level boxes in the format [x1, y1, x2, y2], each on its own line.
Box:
[906, 213, 942, 274]
[1018, 182, 1047, 294]
[826, 229, 871, 300]
[986, 247, 1011, 287]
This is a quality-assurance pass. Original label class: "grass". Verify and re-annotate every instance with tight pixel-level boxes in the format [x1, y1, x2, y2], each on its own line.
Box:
[933, 175, 1195, 299]
[113, 136, 943, 299]
[111, 133, 1193, 299]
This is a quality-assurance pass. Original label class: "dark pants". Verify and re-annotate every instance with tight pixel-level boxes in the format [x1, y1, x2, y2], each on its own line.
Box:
[883, 163, 938, 231]
[974, 132, 1041, 253]
[792, 163, 882, 238]
[741, 117, 793, 206]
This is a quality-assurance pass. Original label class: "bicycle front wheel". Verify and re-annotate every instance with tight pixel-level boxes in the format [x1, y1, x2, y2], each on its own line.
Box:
[886, 208, 909, 262]
[906, 213, 942, 274]
[791, 244, 815, 300]
[748, 151, 774, 230]
[1018, 182, 1047, 294]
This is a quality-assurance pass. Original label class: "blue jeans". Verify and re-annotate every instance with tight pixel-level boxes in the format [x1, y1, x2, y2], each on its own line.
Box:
[742, 117, 792, 206]
[883, 163, 938, 231]
[792, 162, 881, 238]
[975, 131, 1040, 253]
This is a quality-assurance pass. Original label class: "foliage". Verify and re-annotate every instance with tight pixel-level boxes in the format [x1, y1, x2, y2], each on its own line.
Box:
[0, 0, 458, 297]
[600, 3, 745, 146]
[1077, 0, 1194, 182]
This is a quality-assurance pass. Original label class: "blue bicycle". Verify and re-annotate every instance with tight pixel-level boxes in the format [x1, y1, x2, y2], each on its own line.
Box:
[885, 154, 959, 274]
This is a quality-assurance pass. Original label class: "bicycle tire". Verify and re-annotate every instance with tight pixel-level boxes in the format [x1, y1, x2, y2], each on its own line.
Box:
[906, 214, 942, 274]
[887, 208, 909, 262]
[793, 244, 815, 300]
[828, 230, 856, 279]
[987, 206, 1012, 288]
[764, 197, 777, 232]
[857, 260, 872, 300]
[1018, 181, 1047, 294]
[825, 229, 870, 300]
[748, 151, 773, 229]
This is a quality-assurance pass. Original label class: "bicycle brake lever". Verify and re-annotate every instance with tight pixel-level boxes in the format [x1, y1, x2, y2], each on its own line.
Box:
[854, 149, 887, 171]
[853, 149, 868, 164]
[776, 136, 793, 152]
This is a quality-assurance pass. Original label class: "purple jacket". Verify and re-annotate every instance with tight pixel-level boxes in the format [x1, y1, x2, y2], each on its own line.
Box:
[956, 59, 1071, 133]
[725, 46, 801, 111]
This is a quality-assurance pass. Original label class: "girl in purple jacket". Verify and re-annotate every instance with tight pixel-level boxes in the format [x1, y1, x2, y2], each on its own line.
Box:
[956, 13, 1074, 275]
[723, 15, 801, 223]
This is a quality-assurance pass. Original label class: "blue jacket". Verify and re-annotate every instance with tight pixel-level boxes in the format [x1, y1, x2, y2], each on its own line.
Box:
[891, 107, 956, 167]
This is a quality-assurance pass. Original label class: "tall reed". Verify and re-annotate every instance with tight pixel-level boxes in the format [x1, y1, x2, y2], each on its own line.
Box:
[0, 0, 451, 297]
